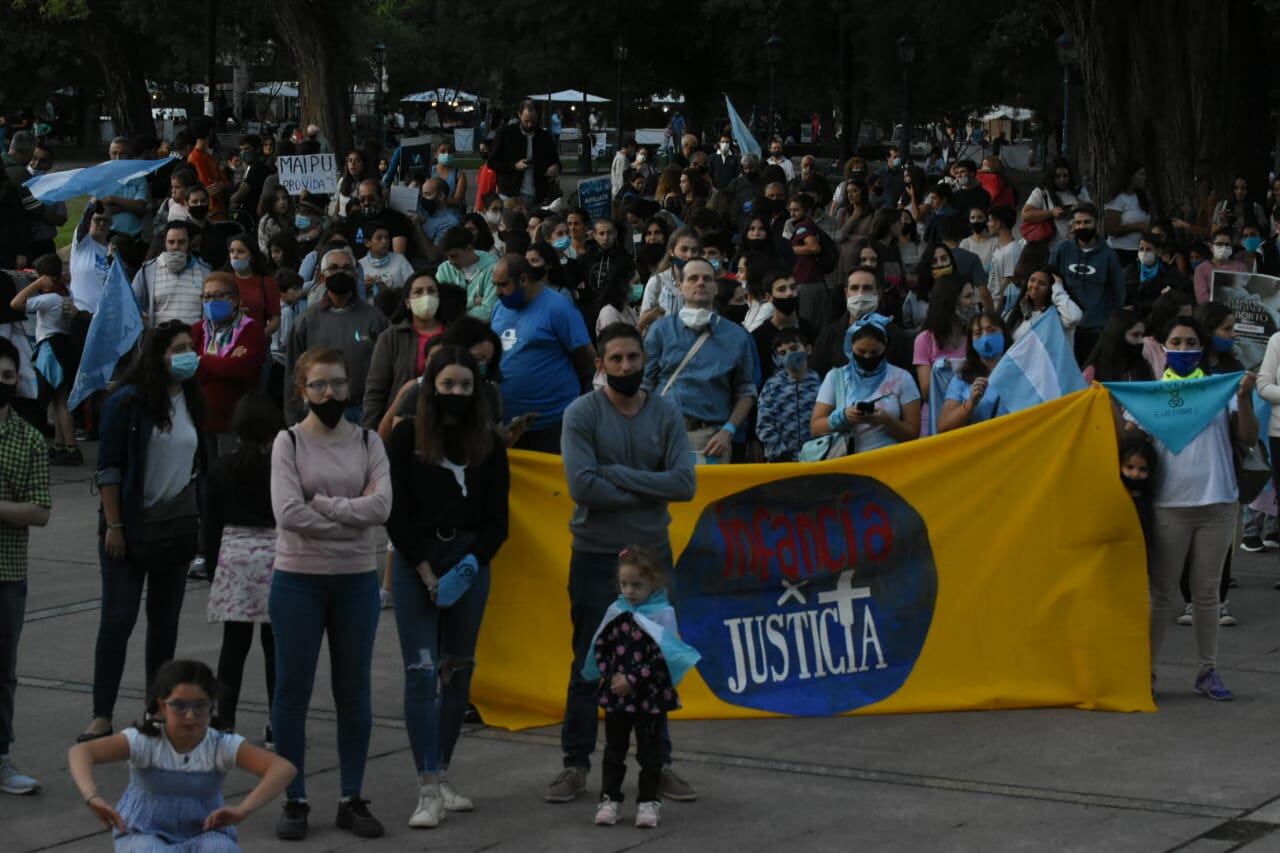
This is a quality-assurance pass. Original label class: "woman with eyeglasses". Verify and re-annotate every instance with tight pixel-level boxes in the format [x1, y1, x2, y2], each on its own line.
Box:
[269, 347, 392, 841]
[191, 273, 267, 448]
[80, 322, 207, 744]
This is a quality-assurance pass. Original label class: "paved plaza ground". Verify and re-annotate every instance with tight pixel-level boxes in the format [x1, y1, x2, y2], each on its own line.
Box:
[7, 450, 1280, 852]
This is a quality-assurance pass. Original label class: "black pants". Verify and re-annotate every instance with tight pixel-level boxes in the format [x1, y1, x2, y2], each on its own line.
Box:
[216, 622, 276, 729]
[0, 580, 26, 752]
[514, 420, 563, 454]
[602, 711, 664, 803]
[1074, 327, 1102, 367]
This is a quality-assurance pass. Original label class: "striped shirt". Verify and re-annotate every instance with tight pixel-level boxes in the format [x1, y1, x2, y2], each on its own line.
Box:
[131, 256, 211, 327]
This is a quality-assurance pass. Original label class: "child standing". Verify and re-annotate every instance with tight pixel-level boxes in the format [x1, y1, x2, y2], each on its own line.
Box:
[1119, 433, 1157, 545]
[756, 327, 821, 462]
[68, 660, 295, 851]
[584, 546, 700, 829]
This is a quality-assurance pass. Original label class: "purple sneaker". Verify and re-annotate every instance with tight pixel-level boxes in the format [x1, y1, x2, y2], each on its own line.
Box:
[1194, 667, 1233, 701]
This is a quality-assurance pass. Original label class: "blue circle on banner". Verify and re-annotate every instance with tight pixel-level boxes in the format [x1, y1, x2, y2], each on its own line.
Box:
[676, 473, 937, 716]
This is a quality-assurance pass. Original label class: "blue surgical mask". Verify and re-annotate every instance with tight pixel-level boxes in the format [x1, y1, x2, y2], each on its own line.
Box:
[630, 283, 645, 303]
[438, 153, 452, 166]
[230, 257, 251, 273]
[1244, 235, 1263, 253]
[369, 253, 390, 267]
[1212, 335, 1235, 354]
[781, 349, 807, 372]
[203, 300, 235, 325]
[973, 332, 1005, 359]
[295, 215, 311, 230]
[709, 258, 722, 272]
[499, 285, 527, 310]
[168, 351, 200, 381]
[1164, 348, 1202, 376]
[552, 235, 572, 252]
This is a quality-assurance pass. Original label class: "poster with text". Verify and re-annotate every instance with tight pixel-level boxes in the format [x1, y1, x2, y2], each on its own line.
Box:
[1211, 269, 1280, 370]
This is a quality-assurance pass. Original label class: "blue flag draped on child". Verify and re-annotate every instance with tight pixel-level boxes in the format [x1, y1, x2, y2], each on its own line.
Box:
[986, 308, 1086, 414]
[1103, 372, 1244, 453]
[69, 257, 143, 409]
[23, 156, 176, 203]
[582, 588, 701, 686]
[724, 95, 761, 160]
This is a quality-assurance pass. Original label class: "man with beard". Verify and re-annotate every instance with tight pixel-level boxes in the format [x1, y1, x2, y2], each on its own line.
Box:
[490, 100, 562, 207]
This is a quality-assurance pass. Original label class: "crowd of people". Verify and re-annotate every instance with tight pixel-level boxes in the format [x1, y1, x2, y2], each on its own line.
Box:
[0, 96, 1277, 845]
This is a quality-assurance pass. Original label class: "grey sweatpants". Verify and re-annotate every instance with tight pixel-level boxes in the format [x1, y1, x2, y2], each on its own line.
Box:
[1148, 502, 1237, 671]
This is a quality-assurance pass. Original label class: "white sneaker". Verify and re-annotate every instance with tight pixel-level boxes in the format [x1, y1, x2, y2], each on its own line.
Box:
[635, 800, 661, 828]
[440, 780, 473, 812]
[1219, 603, 1239, 627]
[1176, 603, 1193, 625]
[408, 779, 445, 828]
[594, 796, 619, 826]
[0, 758, 40, 795]
[379, 588, 393, 609]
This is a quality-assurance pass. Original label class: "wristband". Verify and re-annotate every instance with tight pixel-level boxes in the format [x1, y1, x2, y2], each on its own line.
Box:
[86, 793, 102, 805]
[720, 422, 737, 437]
[107, 523, 124, 530]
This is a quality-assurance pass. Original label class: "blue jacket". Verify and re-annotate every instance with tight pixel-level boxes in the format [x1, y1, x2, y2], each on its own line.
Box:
[94, 385, 207, 535]
[1049, 239, 1126, 330]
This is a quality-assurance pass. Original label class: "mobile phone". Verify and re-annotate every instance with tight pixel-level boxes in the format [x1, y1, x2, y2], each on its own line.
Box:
[856, 401, 875, 415]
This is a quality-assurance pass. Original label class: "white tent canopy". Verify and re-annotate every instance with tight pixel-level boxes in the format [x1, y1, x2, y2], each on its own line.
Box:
[252, 83, 299, 98]
[527, 89, 609, 103]
[981, 104, 1033, 122]
[402, 89, 480, 104]
[649, 92, 685, 104]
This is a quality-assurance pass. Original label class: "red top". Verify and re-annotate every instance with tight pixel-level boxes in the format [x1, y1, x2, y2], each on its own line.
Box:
[191, 316, 267, 433]
[474, 164, 498, 212]
[188, 148, 225, 212]
[232, 273, 281, 335]
[977, 172, 1016, 210]
[415, 327, 445, 375]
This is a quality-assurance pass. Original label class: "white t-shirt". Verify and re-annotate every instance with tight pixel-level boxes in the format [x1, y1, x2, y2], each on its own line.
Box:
[357, 252, 415, 296]
[143, 391, 199, 507]
[640, 269, 683, 321]
[124, 726, 244, 773]
[817, 364, 921, 452]
[959, 235, 998, 272]
[1105, 191, 1150, 252]
[26, 293, 72, 343]
[1025, 186, 1091, 247]
[70, 230, 110, 314]
[743, 300, 774, 332]
[987, 238, 1025, 304]
[1127, 397, 1238, 508]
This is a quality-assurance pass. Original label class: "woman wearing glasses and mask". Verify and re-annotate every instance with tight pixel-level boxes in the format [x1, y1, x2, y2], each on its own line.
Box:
[268, 346, 392, 842]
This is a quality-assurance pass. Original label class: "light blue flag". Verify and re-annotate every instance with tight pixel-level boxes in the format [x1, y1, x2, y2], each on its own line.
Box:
[1103, 372, 1243, 454]
[926, 357, 956, 437]
[23, 156, 176, 203]
[724, 95, 761, 160]
[987, 308, 1086, 415]
[69, 257, 143, 409]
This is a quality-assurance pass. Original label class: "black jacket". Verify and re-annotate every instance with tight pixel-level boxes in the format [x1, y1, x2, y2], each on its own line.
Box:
[489, 122, 561, 202]
[1125, 261, 1193, 317]
[811, 313, 914, 379]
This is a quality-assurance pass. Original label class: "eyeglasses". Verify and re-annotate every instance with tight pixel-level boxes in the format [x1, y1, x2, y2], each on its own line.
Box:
[304, 379, 350, 394]
[322, 265, 355, 276]
[162, 699, 213, 718]
[201, 292, 236, 302]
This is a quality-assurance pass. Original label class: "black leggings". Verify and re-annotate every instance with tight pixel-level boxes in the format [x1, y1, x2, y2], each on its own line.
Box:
[602, 711, 664, 803]
[216, 621, 276, 729]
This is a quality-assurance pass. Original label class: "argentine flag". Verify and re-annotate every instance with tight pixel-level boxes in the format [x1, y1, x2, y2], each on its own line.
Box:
[23, 156, 175, 203]
[69, 257, 143, 409]
[724, 95, 761, 160]
[987, 308, 1086, 414]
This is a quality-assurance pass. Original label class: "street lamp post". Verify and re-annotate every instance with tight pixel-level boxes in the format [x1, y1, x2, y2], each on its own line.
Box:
[897, 33, 916, 158]
[373, 41, 386, 153]
[1055, 32, 1080, 158]
[614, 40, 628, 154]
[766, 33, 783, 142]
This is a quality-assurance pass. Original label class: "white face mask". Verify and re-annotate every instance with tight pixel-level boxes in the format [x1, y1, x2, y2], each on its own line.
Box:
[1137, 250, 1157, 267]
[679, 306, 713, 329]
[719, 142, 730, 153]
[1212, 244, 1233, 262]
[846, 294, 879, 318]
[484, 210, 501, 226]
[160, 250, 187, 273]
[410, 293, 439, 319]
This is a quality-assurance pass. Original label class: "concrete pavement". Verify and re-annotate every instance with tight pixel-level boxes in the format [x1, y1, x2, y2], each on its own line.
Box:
[6, 450, 1280, 851]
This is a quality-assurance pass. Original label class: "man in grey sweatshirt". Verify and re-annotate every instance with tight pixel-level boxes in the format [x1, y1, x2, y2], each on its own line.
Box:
[284, 247, 389, 423]
[546, 322, 697, 805]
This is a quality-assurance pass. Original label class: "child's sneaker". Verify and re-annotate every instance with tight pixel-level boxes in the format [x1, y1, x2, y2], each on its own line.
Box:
[594, 796, 619, 826]
[379, 588, 393, 609]
[635, 800, 661, 828]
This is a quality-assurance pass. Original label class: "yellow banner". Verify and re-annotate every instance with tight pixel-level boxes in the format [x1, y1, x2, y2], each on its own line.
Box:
[473, 385, 1154, 729]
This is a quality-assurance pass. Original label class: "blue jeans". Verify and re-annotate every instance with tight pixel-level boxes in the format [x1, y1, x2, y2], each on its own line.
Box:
[391, 552, 490, 774]
[92, 541, 188, 719]
[561, 549, 673, 770]
[0, 580, 26, 752]
[269, 570, 380, 800]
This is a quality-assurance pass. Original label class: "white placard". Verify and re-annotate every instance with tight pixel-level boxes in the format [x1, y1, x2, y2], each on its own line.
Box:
[389, 185, 419, 215]
[277, 153, 338, 195]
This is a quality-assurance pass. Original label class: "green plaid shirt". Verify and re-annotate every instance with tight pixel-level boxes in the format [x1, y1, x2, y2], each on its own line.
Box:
[0, 412, 51, 582]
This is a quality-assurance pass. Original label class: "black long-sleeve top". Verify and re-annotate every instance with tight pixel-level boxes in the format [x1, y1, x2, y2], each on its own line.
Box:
[202, 454, 276, 573]
[385, 418, 509, 568]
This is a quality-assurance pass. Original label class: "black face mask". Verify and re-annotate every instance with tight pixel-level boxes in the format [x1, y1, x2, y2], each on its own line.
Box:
[724, 303, 749, 324]
[0, 381, 17, 409]
[638, 244, 666, 265]
[970, 221, 987, 234]
[606, 370, 644, 397]
[1075, 227, 1097, 244]
[421, 197, 440, 214]
[745, 237, 770, 253]
[771, 296, 799, 317]
[310, 397, 346, 429]
[1121, 474, 1149, 495]
[188, 205, 209, 221]
[325, 272, 356, 297]
[436, 393, 471, 422]
[852, 352, 885, 373]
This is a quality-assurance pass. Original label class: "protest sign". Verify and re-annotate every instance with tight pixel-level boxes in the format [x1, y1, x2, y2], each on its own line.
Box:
[472, 385, 1152, 730]
[577, 176, 612, 220]
[276, 153, 338, 195]
[389, 185, 419, 216]
[399, 134, 435, 182]
[1211, 269, 1280, 369]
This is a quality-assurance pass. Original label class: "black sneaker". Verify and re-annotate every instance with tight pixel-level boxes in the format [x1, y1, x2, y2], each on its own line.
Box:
[263, 724, 275, 752]
[1241, 535, 1265, 553]
[336, 797, 384, 838]
[51, 446, 83, 466]
[464, 703, 484, 725]
[276, 799, 310, 841]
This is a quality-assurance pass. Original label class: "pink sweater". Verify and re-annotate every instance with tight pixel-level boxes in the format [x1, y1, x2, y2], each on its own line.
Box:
[270, 424, 392, 574]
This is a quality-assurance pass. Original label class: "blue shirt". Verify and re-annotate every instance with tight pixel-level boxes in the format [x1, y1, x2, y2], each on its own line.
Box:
[110, 176, 151, 237]
[944, 373, 999, 423]
[642, 314, 758, 424]
[420, 204, 462, 245]
[491, 289, 590, 429]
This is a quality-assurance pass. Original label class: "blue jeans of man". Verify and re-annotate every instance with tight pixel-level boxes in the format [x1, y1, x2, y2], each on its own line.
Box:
[390, 552, 490, 774]
[561, 548, 672, 769]
[92, 541, 188, 719]
[270, 569, 380, 800]
[0, 580, 26, 753]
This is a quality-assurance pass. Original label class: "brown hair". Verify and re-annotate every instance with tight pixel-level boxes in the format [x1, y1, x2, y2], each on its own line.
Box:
[618, 545, 665, 588]
[292, 347, 348, 400]
[414, 346, 493, 466]
[203, 270, 239, 296]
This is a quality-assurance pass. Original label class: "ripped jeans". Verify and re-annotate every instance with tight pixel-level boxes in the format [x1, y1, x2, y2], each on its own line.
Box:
[391, 550, 491, 774]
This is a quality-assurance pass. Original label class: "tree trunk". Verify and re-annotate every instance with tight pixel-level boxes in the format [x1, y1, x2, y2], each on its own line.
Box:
[268, 0, 353, 155]
[85, 11, 154, 143]
[1056, 0, 1270, 220]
